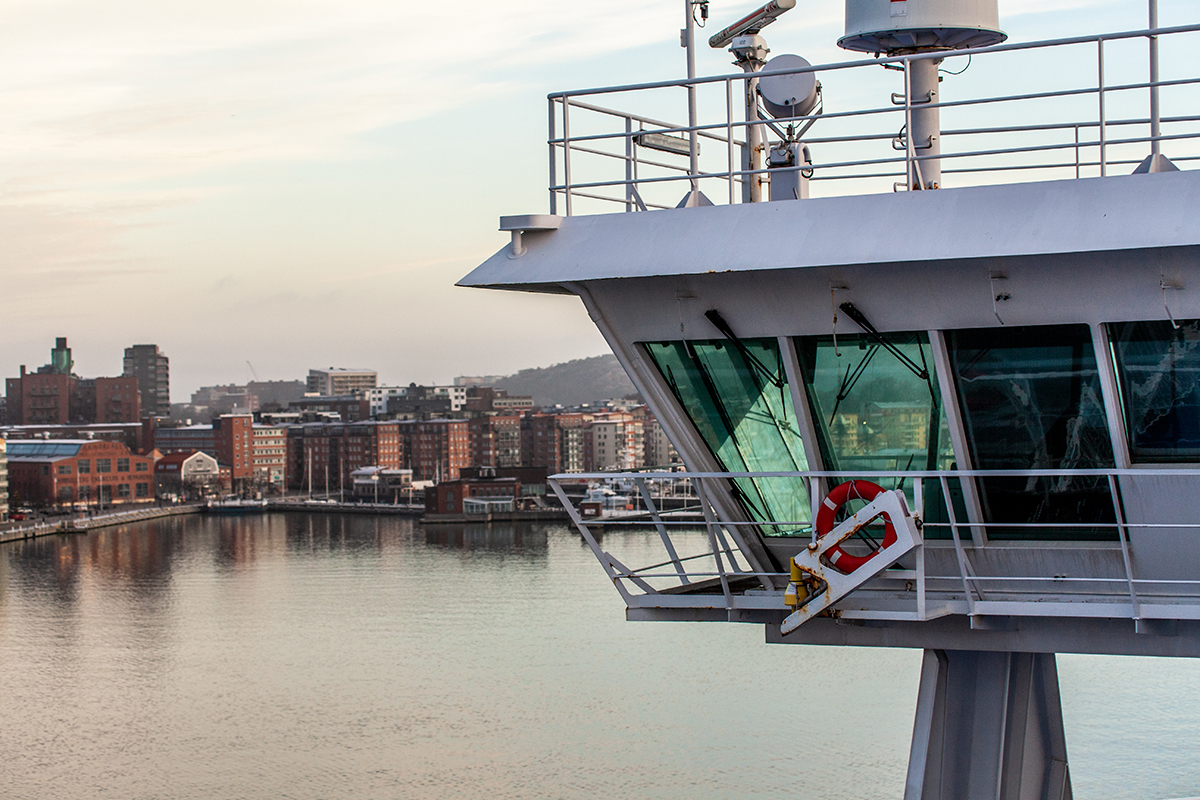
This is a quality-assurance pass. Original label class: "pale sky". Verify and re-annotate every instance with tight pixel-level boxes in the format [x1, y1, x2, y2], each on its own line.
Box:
[0, 0, 1187, 399]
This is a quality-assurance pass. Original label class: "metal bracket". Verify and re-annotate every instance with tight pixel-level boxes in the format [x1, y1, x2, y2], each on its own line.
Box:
[1161, 273, 1184, 329]
[780, 490, 921, 635]
[500, 214, 562, 258]
[990, 271, 1010, 325]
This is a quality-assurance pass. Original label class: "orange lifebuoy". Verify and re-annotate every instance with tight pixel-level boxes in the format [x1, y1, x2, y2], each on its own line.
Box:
[815, 479, 897, 573]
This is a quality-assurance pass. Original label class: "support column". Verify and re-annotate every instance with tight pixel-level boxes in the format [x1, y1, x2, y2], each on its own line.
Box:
[905, 650, 1072, 800]
[909, 57, 942, 189]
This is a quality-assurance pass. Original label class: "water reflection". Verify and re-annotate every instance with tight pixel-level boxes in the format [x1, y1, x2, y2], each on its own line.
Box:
[423, 522, 549, 554]
[0, 513, 1197, 800]
[4, 520, 181, 595]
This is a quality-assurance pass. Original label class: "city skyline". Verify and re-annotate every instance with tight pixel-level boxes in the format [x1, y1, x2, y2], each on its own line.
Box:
[0, 0, 1181, 397]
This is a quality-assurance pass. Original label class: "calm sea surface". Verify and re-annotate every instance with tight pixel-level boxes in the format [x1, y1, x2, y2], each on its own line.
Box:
[1, 513, 1198, 800]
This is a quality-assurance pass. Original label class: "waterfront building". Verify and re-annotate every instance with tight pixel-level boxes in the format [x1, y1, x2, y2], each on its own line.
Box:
[6, 438, 154, 507]
[213, 414, 254, 487]
[251, 423, 287, 489]
[122, 344, 170, 418]
[154, 450, 220, 500]
[0, 422, 147, 454]
[350, 466, 413, 501]
[154, 414, 281, 492]
[289, 421, 404, 492]
[305, 368, 377, 396]
[426, 469, 520, 515]
[468, 415, 521, 468]
[397, 419, 470, 481]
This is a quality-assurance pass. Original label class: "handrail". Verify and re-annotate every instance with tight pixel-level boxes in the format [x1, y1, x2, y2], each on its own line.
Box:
[548, 22, 1200, 215]
[550, 467, 1200, 626]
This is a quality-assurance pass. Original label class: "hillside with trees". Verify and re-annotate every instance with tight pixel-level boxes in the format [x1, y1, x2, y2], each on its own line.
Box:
[487, 354, 637, 407]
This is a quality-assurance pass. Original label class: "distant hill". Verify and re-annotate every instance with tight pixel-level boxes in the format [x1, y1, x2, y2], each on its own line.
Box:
[484, 354, 637, 407]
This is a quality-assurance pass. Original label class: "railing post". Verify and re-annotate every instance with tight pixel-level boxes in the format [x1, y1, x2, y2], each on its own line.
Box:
[548, 97, 558, 215]
[940, 475, 978, 616]
[1097, 38, 1107, 177]
[693, 478, 733, 607]
[1080, 123, 1089, 179]
[549, 477, 631, 603]
[726, 77, 736, 205]
[1149, 0, 1161, 156]
[625, 115, 634, 211]
[1108, 473, 1141, 621]
[563, 95, 573, 216]
[915, 477, 926, 620]
[635, 476, 689, 583]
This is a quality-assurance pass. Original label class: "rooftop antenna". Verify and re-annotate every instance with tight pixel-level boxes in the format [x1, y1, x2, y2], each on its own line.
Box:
[709, 0, 797, 203]
[679, 0, 715, 208]
[837, 0, 1005, 190]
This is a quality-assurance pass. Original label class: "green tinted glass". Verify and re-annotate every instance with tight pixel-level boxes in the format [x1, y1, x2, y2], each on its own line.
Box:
[644, 339, 810, 536]
[795, 331, 960, 538]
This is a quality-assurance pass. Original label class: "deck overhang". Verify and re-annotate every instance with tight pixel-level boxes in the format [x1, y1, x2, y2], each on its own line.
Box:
[460, 170, 1200, 293]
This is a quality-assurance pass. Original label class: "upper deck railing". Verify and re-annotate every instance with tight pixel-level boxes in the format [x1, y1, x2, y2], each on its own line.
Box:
[549, 468, 1200, 628]
[548, 23, 1200, 216]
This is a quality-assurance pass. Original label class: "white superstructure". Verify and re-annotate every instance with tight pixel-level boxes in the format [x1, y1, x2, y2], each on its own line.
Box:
[463, 3, 1200, 797]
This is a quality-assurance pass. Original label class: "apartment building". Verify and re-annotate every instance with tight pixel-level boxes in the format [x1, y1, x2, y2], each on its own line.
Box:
[306, 368, 377, 396]
[398, 419, 470, 481]
[123, 344, 170, 418]
[288, 421, 404, 492]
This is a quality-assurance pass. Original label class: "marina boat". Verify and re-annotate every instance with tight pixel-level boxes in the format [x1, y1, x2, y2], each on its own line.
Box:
[205, 498, 268, 515]
[462, 1, 1200, 797]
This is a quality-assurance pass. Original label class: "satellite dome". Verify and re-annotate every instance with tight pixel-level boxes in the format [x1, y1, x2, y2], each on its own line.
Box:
[838, 0, 1006, 55]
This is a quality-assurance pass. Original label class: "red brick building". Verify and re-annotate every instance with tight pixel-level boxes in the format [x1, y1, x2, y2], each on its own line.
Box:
[522, 412, 591, 473]
[426, 472, 520, 515]
[399, 419, 470, 481]
[6, 439, 155, 507]
[95, 376, 141, 424]
[155, 414, 286, 492]
[7, 368, 75, 425]
[288, 421, 404, 492]
[213, 414, 254, 485]
[6, 338, 142, 425]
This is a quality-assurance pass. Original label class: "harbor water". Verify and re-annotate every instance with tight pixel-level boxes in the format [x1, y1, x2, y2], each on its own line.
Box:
[1, 513, 1198, 799]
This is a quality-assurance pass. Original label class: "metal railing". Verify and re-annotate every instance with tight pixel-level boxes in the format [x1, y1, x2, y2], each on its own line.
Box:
[549, 468, 1200, 626]
[548, 23, 1200, 216]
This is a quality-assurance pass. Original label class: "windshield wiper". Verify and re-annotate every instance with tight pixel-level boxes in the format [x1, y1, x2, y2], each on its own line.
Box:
[839, 302, 929, 381]
[704, 309, 785, 389]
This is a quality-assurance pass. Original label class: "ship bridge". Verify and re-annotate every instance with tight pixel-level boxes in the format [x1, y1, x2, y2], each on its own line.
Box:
[463, 8, 1200, 798]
